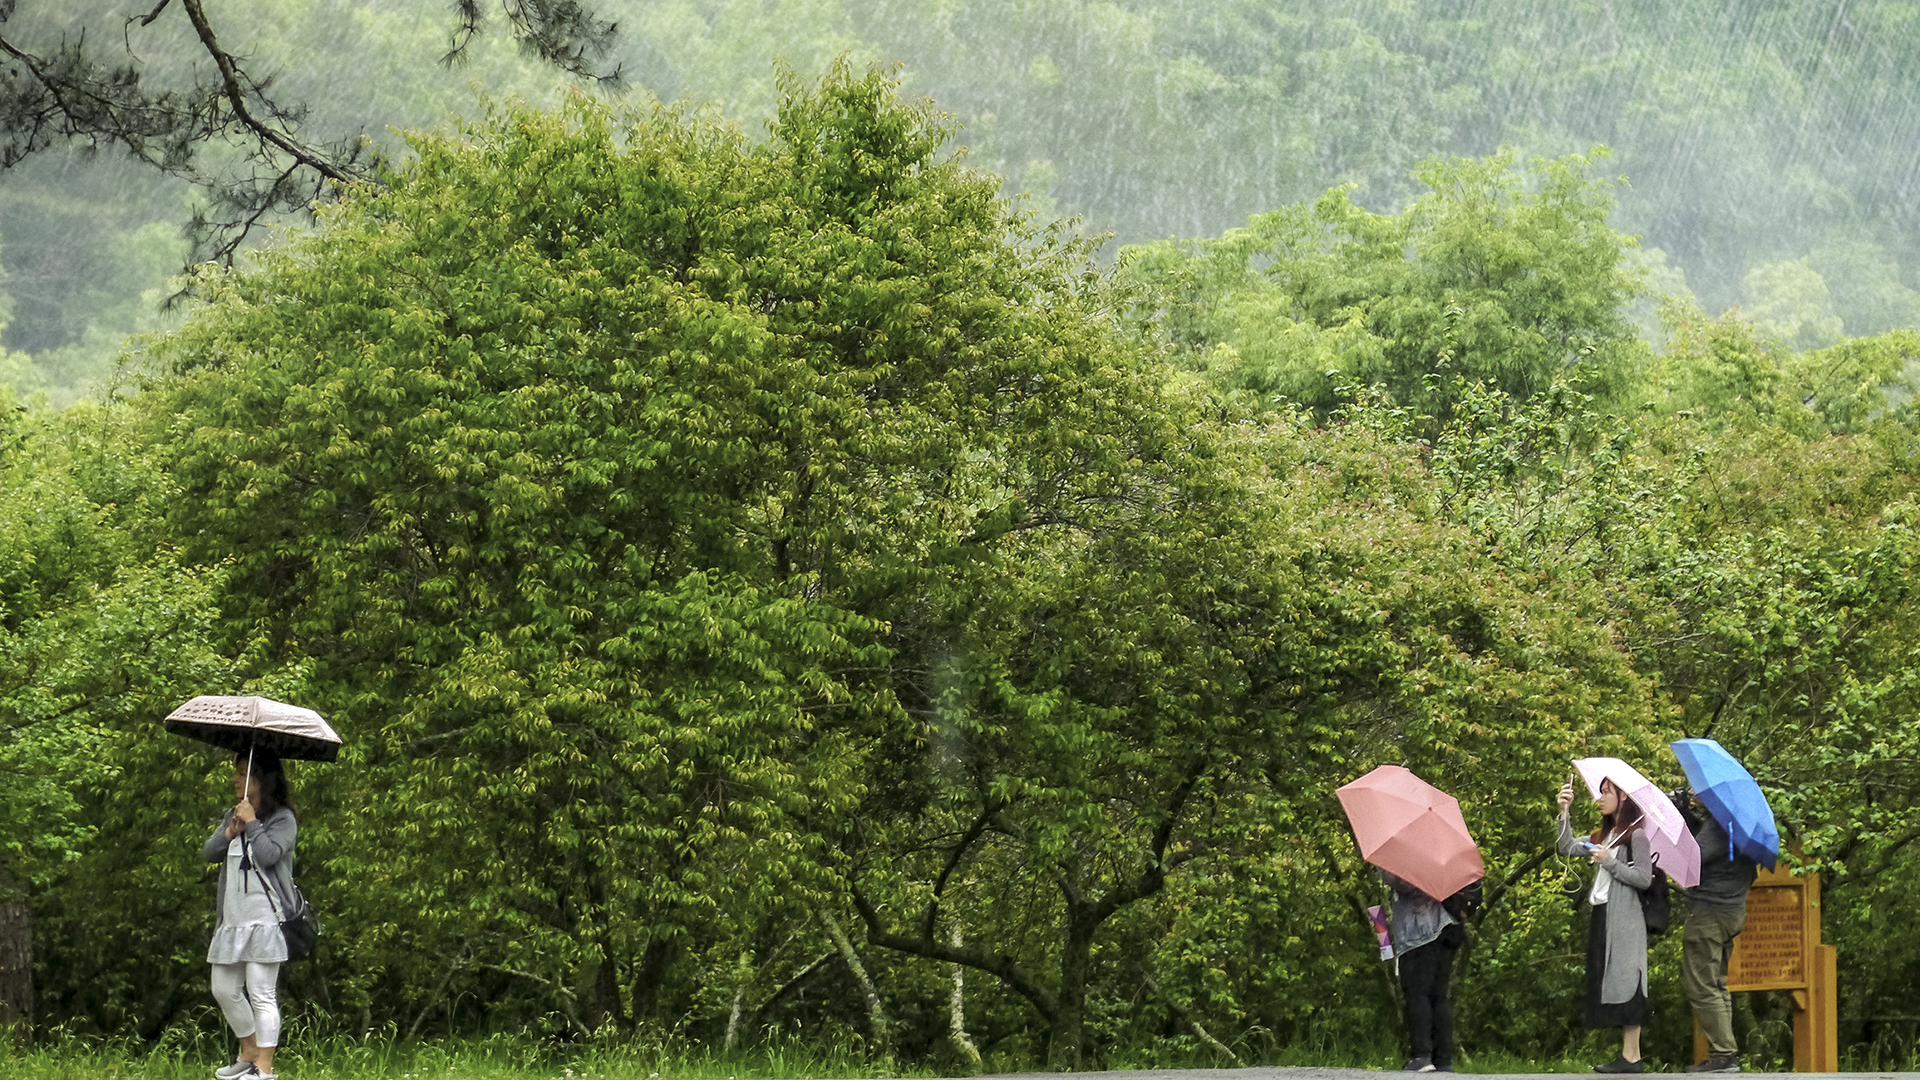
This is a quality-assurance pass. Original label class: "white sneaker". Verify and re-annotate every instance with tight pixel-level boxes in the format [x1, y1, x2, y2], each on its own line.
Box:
[214, 1061, 256, 1080]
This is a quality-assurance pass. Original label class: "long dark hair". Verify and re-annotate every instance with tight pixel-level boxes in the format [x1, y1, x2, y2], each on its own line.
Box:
[1589, 778, 1642, 845]
[238, 750, 296, 820]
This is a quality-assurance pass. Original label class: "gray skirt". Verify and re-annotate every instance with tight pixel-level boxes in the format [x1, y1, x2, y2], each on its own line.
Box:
[1585, 903, 1648, 1028]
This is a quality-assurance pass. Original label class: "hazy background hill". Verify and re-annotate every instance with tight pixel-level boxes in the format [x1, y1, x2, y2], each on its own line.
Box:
[5, 0, 1919, 402]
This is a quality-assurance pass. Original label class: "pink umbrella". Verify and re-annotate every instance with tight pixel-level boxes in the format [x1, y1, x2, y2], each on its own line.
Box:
[1337, 765, 1485, 902]
[1652, 825, 1703, 889]
[1572, 756, 1701, 887]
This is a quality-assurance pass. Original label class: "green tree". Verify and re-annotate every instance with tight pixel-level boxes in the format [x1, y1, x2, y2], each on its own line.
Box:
[1126, 149, 1648, 423]
[1386, 350, 1920, 1063]
[841, 397, 1666, 1064]
[1645, 299, 1920, 435]
[137, 62, 1236, 1045]
[0, 394, 236, 1041]
[132, 64, 1676, 1065]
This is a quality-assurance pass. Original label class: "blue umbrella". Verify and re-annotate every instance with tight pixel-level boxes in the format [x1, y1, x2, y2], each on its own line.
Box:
[1670, 738, 1779, 869]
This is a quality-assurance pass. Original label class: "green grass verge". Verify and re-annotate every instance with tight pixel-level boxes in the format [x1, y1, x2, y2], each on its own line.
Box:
[1, 1029, 940, 1080]
[5, 1029, 1916, 1078]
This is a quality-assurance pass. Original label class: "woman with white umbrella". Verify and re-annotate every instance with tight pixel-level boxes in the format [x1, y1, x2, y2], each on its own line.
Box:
[1557, 772, 1654, 1074]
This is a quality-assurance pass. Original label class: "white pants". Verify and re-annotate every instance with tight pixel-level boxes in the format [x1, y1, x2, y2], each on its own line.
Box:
[211, 961, 282, 1047]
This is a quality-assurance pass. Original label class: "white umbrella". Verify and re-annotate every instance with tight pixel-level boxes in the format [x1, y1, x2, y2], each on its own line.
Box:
[1572, 756, 1701, 887]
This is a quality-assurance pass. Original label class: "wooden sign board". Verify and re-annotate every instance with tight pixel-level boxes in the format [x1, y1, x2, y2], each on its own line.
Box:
[1728, 876, 1806, 990]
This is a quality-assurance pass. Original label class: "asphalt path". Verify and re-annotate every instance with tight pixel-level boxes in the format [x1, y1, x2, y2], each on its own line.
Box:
[970, 1069, 1917, 1080]
[975, 1060, 1920, 1068]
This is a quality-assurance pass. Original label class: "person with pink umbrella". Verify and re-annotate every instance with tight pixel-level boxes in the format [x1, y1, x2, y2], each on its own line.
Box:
[1337, 766, 1485, 1074]
[1558, 768, 1657, 1074]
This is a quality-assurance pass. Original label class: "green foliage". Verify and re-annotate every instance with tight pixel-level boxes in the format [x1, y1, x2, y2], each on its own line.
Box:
[118, 66, 1676, 1067]
[136, 62, 1262, 1057]
[1743, 259, 1844, 352]
[1126, 149, 1648, 421]
[1647, 301, 1920, 434]
[0, 396, 238, 1037]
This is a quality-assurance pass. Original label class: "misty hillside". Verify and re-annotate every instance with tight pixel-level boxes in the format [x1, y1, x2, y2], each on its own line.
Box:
[4, 0, 1917, 402]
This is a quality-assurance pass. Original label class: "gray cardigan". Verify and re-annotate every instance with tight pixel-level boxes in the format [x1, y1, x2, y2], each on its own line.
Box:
[1558, 812, 1652, 1005]
[205, 806, 299, 927]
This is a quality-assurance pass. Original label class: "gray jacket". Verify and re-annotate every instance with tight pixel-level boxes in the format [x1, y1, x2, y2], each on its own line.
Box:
[205, 806, 299, 926]
[1558, 812, 1652, 1004]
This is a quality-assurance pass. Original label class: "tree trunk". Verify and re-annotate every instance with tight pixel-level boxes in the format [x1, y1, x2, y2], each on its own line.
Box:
[630, 936, 677, 1022]
[723, 950, 751, 1052]
[0, 875, 31, 1049]
[948, 928, 982, 1073]
[820, 909, 891, 1060]
[574, 954, 609, 1034]
[1047, 913, 1097, 1070]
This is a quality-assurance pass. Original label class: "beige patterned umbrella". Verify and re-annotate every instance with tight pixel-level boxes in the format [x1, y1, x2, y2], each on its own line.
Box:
[165, 695, 342, 762]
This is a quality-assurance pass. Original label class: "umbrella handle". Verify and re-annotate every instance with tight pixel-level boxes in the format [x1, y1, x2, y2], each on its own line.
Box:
[234, 743, 256, 872]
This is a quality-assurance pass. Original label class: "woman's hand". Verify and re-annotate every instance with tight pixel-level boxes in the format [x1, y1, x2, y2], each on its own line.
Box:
[233, 799, 257, 828]
[1589, 846, 1609, 866]
[1557, 780, 1574, 815]
[224, 814, 243, 839]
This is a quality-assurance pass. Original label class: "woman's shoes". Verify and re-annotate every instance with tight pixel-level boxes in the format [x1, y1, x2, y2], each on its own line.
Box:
[1595, 1055, 1645, 1074]
[214, 1061, 256, 1080]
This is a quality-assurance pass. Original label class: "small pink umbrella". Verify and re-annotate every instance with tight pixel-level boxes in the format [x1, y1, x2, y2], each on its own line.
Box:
[1337, 765, 1485, 901]
[1652, 825, 1703, 889]
[1572, 757, 1701, 887]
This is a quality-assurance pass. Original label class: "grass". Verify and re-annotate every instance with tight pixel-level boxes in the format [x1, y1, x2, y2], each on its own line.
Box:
[7, 1027, 1919, 1079]
[0, 1028, 939, 1080]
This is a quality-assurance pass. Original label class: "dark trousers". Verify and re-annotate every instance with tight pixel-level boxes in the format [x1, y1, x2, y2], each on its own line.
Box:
[1399, 939, 1455, 1066]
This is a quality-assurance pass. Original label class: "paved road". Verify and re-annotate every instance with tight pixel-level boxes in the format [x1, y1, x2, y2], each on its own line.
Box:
[975, 1060, 1920, 1068]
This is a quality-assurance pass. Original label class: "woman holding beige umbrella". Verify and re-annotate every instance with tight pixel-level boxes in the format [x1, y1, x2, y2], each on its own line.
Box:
[205, 751, 298, 1080]
[167, 695, 339, 1080]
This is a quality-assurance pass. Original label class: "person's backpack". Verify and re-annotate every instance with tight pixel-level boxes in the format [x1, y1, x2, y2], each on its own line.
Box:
[1442, 878, 1483, 921]
[1642, 854, 1672, 935]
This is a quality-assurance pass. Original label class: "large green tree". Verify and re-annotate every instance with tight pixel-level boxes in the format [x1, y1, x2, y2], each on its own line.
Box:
[137, 61, 1230, 1044]
[130, 64, 1674, 1065]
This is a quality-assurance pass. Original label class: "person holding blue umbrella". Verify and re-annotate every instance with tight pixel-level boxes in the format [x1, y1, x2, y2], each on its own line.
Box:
[1670, 739, 1774, 1073]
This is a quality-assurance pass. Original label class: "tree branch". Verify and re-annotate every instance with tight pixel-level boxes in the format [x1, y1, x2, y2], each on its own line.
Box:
[851, 888, 1059, 1022]
[923, 800, 1002, 942]
[1092, 756, 1208, 924]
[175, 0, 353, 184]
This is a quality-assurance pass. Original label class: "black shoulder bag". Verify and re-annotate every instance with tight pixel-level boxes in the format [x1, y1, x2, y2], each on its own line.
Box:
[1641, 850, 1672, 935]
[242, 832, 321, 961]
